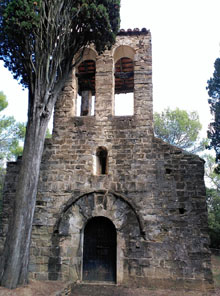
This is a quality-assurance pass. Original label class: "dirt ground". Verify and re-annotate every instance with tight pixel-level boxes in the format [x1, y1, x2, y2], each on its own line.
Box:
[0, 280, 66, 296]
[0, 282, 218, 296]
[69, 284, 219, 296]
[0, 255, 219, 296]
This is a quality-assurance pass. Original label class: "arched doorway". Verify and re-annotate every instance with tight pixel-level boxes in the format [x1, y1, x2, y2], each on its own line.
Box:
[83, 216, 116, 282]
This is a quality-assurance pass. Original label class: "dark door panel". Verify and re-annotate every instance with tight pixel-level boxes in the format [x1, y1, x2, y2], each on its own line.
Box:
[83, 217, 116, 282]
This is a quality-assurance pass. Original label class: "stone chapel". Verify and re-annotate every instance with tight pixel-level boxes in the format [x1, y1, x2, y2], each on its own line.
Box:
[0, 28, 213, 290]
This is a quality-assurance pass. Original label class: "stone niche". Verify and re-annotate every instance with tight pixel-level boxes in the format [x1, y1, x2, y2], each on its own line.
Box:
[0, 28, 213, 291]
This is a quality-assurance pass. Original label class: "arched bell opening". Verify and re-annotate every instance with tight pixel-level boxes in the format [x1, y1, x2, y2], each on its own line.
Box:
[113, 45, 135, 116]
[76, 59, 96, 116]
[83, 216, 116, 283]
[114, 57, 134, 116]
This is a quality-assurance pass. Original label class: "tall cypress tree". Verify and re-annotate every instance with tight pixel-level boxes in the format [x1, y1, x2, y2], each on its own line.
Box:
[0, 0, 120, 288]
[207, 58, 220, 168]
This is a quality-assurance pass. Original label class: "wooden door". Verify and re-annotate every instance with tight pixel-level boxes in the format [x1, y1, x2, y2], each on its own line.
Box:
[83, 217, 116, 282]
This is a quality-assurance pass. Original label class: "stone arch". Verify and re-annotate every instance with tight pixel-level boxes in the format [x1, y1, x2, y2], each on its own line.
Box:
[49, 190, 145, 283]
[113, 45, 135, 64]
[58, 190, 145, 236]
[76, 47, 98, 65]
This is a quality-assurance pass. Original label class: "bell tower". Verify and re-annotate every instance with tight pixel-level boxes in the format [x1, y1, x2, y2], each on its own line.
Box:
[53, 28, 153, 134]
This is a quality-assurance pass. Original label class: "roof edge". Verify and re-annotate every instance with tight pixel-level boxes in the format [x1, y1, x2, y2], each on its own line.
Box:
[117, 28, 150, 36]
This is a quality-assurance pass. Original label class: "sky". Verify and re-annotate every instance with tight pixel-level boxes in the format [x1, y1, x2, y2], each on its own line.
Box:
[1, 0, 220, 138]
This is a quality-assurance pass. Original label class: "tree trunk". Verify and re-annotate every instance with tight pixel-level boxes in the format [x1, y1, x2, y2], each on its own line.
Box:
[0, 95, 51, 288]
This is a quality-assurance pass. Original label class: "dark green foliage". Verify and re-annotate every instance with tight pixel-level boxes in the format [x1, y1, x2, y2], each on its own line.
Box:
[0, 0, 120, 88]
[0, 167, 5, 217]
[207, 58, 220, 164]
[204, 154, 220, 248]
[206, 58, 220, 247]
[0, 167, 5, 221]
[206, 188, 220, 249]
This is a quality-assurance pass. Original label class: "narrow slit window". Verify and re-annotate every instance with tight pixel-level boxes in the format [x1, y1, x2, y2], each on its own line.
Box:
[96, 147, 108, 175]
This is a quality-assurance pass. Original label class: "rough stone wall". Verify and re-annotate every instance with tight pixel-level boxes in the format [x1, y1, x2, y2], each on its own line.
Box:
[0, 30, 213, 290]
[0, 159, 21, 255]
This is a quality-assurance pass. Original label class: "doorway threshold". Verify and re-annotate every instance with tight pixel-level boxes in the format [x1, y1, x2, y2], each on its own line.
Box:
[82, 281, 116, 286]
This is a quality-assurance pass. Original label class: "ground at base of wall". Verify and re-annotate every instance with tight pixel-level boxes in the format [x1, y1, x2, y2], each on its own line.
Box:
[69, 285, 218, 296]
[0, 280, 66, 296]
[0, 282, 218, 296]
[0, 255, 219, 296]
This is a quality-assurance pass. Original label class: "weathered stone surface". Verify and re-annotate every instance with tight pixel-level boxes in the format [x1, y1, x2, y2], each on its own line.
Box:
[0, 30, 213, 290]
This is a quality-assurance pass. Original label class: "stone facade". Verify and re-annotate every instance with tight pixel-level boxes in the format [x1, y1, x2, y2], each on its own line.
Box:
[0, 29, 213, 290]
